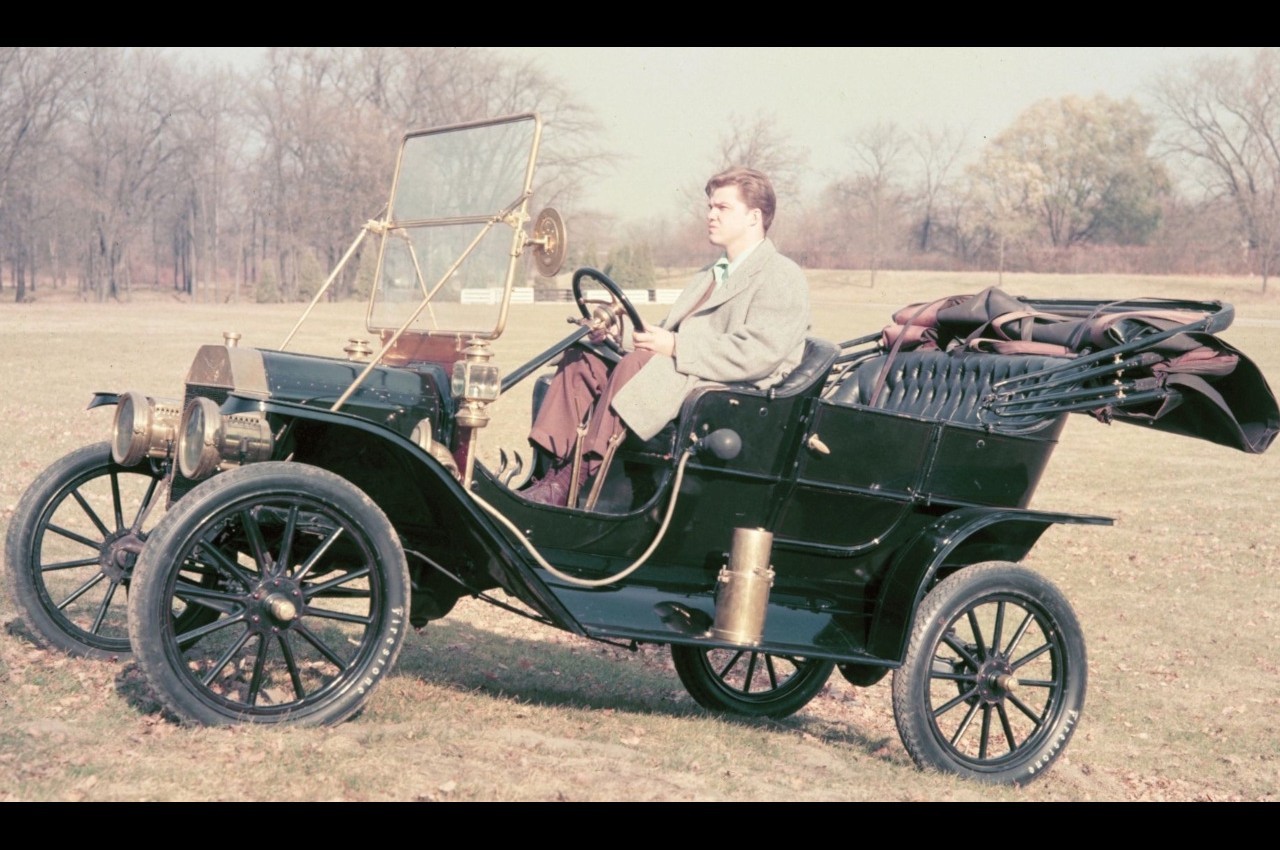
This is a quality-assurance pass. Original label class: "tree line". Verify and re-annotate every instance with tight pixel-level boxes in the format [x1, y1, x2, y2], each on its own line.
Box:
[0, 47, 606, 304]
[627, 48, 1280, 293]
[4, 47, 1280, 304]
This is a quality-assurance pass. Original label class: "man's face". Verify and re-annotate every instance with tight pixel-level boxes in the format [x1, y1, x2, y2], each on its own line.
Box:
[706, 185, 760, 256]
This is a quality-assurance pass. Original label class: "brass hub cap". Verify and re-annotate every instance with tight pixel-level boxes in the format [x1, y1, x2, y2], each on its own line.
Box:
[248, 578, 305, 635]
[975, 655, 1019, 703]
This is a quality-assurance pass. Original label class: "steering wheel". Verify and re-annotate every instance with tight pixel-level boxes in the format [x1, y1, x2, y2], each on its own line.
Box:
[571, 267, 646, 351]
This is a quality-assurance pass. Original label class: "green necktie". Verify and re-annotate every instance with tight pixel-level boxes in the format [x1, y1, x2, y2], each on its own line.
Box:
[713, 258, 729, 287]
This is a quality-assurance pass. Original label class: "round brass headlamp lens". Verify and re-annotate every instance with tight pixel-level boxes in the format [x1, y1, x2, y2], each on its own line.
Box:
[178, 397, 224, 480]
[112, 390, 150, 466]
[111, 391, 182, 466]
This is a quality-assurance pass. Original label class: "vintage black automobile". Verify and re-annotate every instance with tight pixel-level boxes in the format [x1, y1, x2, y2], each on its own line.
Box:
[6, 113, 1277, 785]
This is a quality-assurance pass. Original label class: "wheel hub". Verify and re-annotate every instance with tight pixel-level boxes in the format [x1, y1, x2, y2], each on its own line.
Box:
[267, 594, 298, 622]
[975, 654, 1018, 704]
[248, 578, 305, 634]
[99, 530, 146, 582]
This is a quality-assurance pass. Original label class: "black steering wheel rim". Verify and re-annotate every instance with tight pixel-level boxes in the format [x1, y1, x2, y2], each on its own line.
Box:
[571, 268, 646, 342]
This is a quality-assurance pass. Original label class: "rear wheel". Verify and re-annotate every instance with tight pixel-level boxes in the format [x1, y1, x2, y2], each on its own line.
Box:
[891, 563, 1086, 784]
[671, 644, 834, 719]
[4, 443, 165, 659]
[128, 463, 409, 726]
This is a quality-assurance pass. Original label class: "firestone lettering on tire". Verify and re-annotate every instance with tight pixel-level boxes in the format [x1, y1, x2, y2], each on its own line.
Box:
[361, 613, 404, 694]
[1027, 709, 1079, 776]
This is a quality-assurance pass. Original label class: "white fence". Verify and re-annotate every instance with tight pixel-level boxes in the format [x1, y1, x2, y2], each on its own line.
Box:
[460, 287, 683, 305]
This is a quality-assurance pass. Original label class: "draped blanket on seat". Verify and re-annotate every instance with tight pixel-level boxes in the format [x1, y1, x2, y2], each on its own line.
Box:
[853, 286, 1278, 454]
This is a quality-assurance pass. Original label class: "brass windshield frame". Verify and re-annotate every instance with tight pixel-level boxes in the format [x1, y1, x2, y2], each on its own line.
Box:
[364, 112, 544, 343]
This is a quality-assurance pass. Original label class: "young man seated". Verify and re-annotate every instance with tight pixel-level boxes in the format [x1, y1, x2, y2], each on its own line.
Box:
[524, 166, 811, 506]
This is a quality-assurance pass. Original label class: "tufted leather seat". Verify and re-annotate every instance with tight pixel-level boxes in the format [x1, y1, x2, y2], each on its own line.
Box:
[765, 338, 842, 398]
[827, 350, 1073, 426]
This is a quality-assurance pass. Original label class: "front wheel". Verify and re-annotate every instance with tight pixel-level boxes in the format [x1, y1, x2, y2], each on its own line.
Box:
[4, 442, 166, 659]
[671, 644, 834, 719]
[128, 463, 410, 726]
[891, 563, 1086, 784]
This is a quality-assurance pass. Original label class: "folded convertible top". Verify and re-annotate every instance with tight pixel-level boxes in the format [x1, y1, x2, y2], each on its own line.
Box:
[877, 286, 1279, 454]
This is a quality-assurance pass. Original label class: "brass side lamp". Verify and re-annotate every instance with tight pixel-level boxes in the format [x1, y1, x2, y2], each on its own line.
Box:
[451, 340, 501, 485]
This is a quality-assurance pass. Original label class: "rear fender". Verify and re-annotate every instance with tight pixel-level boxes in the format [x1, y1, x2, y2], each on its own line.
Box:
[866, 506, 1111, 662]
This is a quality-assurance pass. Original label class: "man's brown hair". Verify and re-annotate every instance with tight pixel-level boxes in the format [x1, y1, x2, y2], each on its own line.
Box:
[705, 167, 776, 233]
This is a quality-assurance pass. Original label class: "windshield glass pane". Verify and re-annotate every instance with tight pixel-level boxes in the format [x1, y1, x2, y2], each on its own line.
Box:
[392, 119, 538, 222]
[368, 222, 521, 332]
[369, 114, 539, 337]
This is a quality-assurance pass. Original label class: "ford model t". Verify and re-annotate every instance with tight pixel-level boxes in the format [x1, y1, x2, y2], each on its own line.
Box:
[6, 113, 1277, 785]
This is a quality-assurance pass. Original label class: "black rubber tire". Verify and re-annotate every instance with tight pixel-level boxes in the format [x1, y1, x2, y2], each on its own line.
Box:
[4, 443, 167, 659]
[891, 563, 1087, 784]
[127, 462, 410, 726]
[671, 644, 835, 719]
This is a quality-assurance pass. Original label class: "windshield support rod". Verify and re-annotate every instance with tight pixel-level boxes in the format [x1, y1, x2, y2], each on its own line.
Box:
[280, 217, 382, 351]
[330, 192, 530, 412]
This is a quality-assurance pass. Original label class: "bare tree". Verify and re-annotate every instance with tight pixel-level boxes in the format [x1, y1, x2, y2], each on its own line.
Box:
[836, 122, 908, 286]
[1, 47, 605, 305]
[164, 66, 248, 300]
[712, 112, 809, 202]
[246, 47, 392, 301]
[337, 48, 610, 213]
[0, 47, 87, 301]
[908, 125, 968, 254]
[245, 47, 608, 301]
[1154, 48, 1280, 291]
[68, 48, 187, 302]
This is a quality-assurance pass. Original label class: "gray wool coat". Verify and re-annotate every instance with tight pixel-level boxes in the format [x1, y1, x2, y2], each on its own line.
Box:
[612, 238, 810, 440]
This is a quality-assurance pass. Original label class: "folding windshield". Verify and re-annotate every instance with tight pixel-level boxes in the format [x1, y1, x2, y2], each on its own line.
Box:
[367, 114, 542, 339]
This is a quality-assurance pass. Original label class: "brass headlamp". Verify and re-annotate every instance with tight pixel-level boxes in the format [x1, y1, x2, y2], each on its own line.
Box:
[111, 391, 183, 466]
[176, 397, 274, 480]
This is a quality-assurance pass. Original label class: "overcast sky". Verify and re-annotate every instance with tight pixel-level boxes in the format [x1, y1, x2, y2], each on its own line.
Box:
[504, 47, 1257, 220]
[183, 47, 1256, 222]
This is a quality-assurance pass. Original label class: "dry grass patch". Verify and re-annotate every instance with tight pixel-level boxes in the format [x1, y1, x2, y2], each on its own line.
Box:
[2, 272, 1278, 800]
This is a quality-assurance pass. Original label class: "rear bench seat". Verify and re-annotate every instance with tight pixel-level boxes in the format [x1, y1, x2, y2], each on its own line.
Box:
[827, 350, 1074, 427]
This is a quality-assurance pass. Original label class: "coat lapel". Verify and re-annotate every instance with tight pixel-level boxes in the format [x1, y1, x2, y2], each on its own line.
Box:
[680, 239, 777, 320]
[665, 269, 718, 329]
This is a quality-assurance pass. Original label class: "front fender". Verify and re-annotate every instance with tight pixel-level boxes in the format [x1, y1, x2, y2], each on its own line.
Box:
[87, 392, 119, 410]
[866, 506, 1112, 662]
[224, 395, 584, 634]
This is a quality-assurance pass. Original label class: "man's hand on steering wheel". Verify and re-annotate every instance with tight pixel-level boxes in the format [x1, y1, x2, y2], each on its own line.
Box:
[633, 327, 676, 358]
